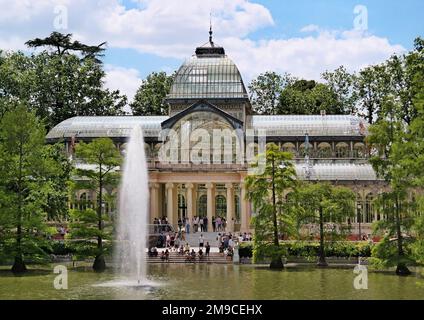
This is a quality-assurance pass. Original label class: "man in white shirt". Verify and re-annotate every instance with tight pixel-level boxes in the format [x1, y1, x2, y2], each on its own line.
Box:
[199, 234, 204, 249]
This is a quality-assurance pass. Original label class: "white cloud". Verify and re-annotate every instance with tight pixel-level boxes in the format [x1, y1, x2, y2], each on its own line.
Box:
[300, 24, 320, 33]
[0, 0, 406, 92]
[104, 65, 142, 111]
[223, 29, 405, 83]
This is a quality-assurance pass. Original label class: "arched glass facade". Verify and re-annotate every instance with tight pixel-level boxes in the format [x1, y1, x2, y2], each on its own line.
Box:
[166, 111, 241, 163]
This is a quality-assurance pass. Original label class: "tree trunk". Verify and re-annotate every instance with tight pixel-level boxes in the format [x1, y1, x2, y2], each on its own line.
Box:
[12, 143, 27, 274]
[270, 154, 283, 270]
[12, 255, 27, 274]
[395, 196, 410, 276]
[93, 163, 106, 272]
[317, 206, 328, 267]
[93, 254, 106, 272]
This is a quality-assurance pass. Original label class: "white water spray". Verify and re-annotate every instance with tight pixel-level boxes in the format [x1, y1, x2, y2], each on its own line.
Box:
[116, 125, 149, 282]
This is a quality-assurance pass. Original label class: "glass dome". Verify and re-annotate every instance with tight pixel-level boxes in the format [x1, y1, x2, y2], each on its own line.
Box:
[167, 55, 248, 100]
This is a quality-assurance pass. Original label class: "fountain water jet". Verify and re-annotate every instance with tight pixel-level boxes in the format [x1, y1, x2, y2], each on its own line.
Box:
[115, 125, 149, 283]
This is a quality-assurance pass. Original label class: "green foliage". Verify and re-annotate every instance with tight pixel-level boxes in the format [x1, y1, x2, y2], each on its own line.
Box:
[366, 37, 424, 274]
[25, 32, 106, 63]
[321, 66, 358, 114]
[0, 33, 127, 129]
[0, 105, 70, 270]
[412, 215, 424, 265]
[287, 182, 355, 264]
[66, 209, 112, 258]
[40, 143, 73, 220]
[131, 71, 174, 116]
[239, 241, 373, 260]
[245, 143, 298, 265]
[369, 237, 416, 269]
[278, 80, 344, 115]
[248, 71, 294, 115]
[68, 138, 121, 270]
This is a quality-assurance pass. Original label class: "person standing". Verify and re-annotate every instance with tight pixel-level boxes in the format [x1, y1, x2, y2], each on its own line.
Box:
[199, 234, 204, 249]
[216, 216, 221, 232]
[212, 216, 216, 232]
[185, 217, 190, 234]
[204, 216, 208, 232]
[193, 216, 199, 233]
[199, 216, 204, 232]
[205, 242, 210, 257]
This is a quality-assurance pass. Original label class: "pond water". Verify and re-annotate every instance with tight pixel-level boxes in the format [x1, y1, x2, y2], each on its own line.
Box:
[0, 263, 423, 300]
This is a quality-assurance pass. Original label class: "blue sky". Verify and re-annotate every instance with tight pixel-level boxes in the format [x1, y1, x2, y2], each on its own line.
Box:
[0, 0, 422, 102]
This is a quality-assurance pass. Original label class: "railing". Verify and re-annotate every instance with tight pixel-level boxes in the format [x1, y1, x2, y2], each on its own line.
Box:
[148, 161, 248, 171]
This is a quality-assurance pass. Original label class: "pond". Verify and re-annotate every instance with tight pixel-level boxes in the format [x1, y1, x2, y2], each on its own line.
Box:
[0, 263, 423, 300]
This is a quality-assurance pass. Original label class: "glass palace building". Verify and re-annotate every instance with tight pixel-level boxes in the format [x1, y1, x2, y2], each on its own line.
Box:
[46, 33, 387, 235]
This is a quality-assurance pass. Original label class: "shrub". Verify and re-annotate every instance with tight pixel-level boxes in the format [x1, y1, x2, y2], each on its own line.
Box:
[239, 241, 373, 260]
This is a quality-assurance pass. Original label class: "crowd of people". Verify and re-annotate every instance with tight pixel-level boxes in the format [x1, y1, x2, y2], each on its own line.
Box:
[154, 215, 235, 234]
[148, 240, 211, 263]
[148, 231, 254, 263]
[182, 216, 232, 233]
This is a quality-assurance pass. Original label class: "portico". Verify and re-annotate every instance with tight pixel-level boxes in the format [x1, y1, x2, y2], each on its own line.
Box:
[149, 172, 251, 232]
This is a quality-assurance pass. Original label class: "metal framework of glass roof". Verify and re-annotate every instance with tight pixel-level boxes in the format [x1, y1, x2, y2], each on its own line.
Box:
[45, 116, 167, 140]
[295, 163, 379, 181]
[46, 114, 368, 140]
[252, 114, 367, 137]
[167, 56, 248, 100]
[72, 162, 378, 181]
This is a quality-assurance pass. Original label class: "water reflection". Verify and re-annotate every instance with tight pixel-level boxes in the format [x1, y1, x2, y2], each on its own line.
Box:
[0, 264, 423, 300]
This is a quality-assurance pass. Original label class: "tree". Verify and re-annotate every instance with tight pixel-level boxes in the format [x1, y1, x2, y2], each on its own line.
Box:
[131, 71, 174, 116]
[366, 38, 424, 276]
[277, 80, 344, 115]
[42, 143, 73, 221]
[28, 51, 127, 128]
[0, 105, 70, 273]
[248, 72, 293, 115]
[370, 190, 416, 275]
[322, 66, 358, 114]
[0, 33, 127, 129]
[367, 98, 416, 275]
[245, 143, 297, 269]
[67, 138, 121, 272]
[25, 32, 106, 63]
[290, 183, 355, 266]
[355, 64, 390, 124]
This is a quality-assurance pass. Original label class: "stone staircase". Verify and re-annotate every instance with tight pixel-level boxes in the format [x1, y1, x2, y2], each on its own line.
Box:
[146, 251, 232, 264]
[183, 231, 222, 247]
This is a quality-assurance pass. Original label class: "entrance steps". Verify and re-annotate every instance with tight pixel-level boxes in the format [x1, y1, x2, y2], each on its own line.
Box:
[146, 251, 232, 264]
[182, 231, 224, 247]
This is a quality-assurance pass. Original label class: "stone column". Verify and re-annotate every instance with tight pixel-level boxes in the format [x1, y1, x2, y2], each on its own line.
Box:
[149, 183, 159, 222]
[226, 183, 234, 232]
[166, 183, 174, 228]
[186, 183, 194, 223]
[240, 182, 249, 232]
[206, 183, 215, 232]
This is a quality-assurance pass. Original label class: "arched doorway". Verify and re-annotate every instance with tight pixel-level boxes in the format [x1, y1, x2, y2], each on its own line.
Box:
[215, 195, 227, 218]
[197, 194, 207, 217]
[178, 194, 187, 220]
